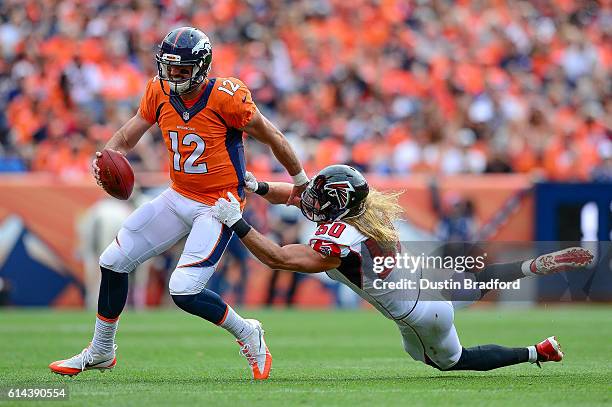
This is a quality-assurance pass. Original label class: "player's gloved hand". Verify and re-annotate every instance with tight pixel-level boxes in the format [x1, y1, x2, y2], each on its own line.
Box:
[212, 192, 243, 227]
[244, 171, 258, 193]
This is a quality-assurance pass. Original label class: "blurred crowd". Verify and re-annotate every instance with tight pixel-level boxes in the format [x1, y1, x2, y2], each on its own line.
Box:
[0, 0, 610, 180]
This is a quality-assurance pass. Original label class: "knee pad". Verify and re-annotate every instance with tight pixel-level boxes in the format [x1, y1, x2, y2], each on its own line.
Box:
[99, 238, 136, 273]
[398, 301, 461, 371]
[398, 323, 427, 362]
[400, 327, 453, 371]
[168, 266, 214, 296]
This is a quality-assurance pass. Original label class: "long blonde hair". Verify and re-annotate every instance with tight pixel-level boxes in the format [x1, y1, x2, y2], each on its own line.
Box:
[345, 188, 403, 250]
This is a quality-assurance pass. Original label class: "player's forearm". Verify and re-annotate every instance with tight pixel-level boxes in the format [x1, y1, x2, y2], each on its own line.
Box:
[268, 133, 305, 179]
[225, 215, 308, 272]
[240, 227, 294, 270]
[240, 230, 324, 273]
[216, 197, 336, 273]
[255, 181, 293, 204]
[104, 112, 150, 155]
[104, 130, 134, 155]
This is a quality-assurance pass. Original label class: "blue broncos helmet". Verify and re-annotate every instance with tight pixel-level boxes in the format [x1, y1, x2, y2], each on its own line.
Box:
[155, 27, 213, 95]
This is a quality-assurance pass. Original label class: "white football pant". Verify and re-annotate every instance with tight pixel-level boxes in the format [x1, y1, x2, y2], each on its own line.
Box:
[99, 188, 232, 296]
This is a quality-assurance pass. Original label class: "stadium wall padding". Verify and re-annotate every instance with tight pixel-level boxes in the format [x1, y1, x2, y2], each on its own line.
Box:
[0, 173, 533, 307]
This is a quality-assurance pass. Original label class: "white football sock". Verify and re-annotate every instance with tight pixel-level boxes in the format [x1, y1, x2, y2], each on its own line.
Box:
[527, 345, 538, 363]
[219, 306, 254, 340]
[521, 260, 535, 277]
[91, 316, 118, 355]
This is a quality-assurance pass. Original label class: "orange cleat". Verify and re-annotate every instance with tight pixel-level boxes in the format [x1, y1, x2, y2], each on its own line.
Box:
[49, 345, 117, 377]
[237, 319, 272, 380]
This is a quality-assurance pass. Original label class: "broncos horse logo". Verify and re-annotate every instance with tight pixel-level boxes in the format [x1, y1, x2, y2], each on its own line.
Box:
[192, 37, 212, 55]
[324, 181, 354, 209]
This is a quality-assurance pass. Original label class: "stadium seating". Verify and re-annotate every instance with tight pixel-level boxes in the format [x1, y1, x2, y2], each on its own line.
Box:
[0, 0, 609, 180]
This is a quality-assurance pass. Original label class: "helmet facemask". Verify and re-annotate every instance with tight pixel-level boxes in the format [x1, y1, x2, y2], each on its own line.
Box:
[300, 182, 367, 223]
[155, 53, 209, 95]
[300, 168, 369, 223]
[300, 186, 331, 223]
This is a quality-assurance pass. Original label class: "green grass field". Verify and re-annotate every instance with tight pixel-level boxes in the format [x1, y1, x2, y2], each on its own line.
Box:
[0, 306, 611, 406]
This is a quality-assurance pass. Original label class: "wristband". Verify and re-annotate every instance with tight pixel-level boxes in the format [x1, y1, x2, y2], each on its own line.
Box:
[230, 218, 252, 238]
[291, 169, 309, 186]
[255, 181, 270, 196]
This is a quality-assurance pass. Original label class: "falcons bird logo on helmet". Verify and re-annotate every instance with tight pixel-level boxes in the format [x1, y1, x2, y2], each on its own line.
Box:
[324, 181, 354, 209]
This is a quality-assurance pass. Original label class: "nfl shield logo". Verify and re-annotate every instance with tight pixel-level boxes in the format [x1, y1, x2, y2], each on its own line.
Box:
[183, 112, 190, 121]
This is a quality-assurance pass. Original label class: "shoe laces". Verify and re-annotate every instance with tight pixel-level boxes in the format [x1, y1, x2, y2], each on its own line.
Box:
[78, 347, 94, 372]
[75, 344, 117, 371]
[239, 342, 257, 367]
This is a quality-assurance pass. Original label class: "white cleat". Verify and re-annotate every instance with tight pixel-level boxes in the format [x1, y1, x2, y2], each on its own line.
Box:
[237, 319, 272, 380]
[530, 247, 594, 275]
[49, 345, 117, 376]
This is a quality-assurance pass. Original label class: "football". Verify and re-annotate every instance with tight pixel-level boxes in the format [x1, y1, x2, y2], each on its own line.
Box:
[97, 149, 134, 200]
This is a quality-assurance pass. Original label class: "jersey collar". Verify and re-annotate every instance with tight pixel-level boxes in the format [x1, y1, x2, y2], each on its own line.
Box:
[169, 78, 216, 123]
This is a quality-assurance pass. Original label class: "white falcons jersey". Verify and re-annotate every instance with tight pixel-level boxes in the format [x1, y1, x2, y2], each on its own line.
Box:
[309, 222, 419, 320]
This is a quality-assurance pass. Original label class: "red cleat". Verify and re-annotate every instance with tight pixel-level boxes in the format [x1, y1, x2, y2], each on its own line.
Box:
[535, 336, 564, 366]
[530, 247, 594, 275]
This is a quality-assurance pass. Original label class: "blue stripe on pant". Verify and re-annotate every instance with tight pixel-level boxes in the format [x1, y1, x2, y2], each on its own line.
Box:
[180, 225, 233, 268]
[171, 226, 233, 324]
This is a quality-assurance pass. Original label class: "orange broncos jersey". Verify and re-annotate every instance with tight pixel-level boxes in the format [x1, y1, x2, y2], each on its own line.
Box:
[139, 76, 256, 205]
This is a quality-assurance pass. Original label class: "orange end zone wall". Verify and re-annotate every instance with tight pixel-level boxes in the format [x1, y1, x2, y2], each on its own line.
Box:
[0, 173, 533, 307]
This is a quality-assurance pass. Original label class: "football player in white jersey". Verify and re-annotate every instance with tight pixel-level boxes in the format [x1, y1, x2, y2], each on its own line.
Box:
[212, 165, 595, 371]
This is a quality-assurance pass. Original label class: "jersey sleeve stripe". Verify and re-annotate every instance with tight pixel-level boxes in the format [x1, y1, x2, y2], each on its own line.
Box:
[155, 102, 165, 123]
[200, 78, 216, 106]
[209, 109, 228, 127]
[225, 128, 246, 199]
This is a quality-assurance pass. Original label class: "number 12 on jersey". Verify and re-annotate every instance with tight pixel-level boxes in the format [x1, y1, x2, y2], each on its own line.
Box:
[169, 131, 208, 174]
[217, 79, 240, 96]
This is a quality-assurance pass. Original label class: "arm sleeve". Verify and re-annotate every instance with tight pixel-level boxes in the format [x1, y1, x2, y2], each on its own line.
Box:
[309, 238, 349, 258]
[217, 77, 256, 129]
[138, 78, 158, 124]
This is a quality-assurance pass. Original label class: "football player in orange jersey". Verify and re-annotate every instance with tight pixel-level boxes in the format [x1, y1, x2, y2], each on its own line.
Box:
[49, 27, 308, 380]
